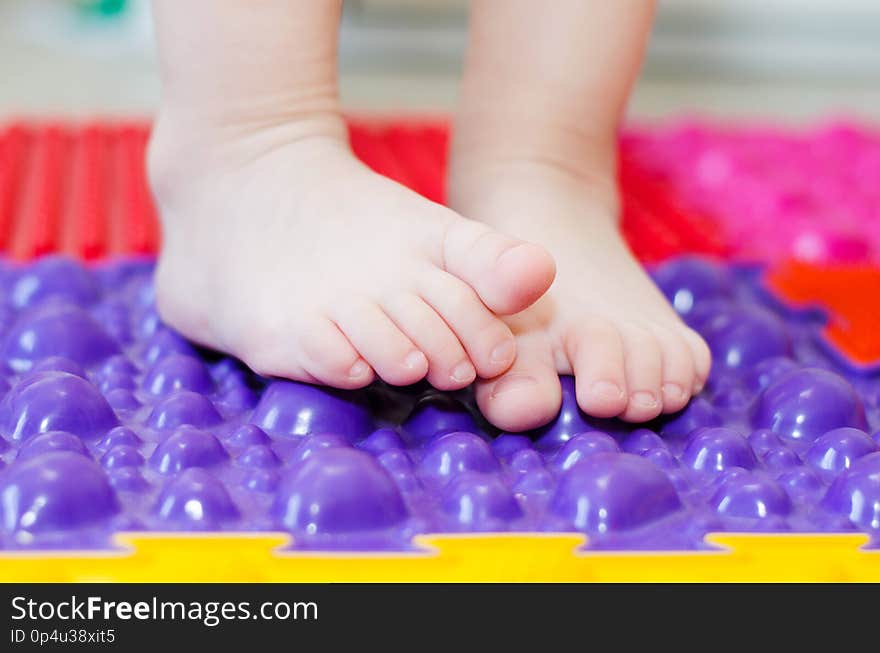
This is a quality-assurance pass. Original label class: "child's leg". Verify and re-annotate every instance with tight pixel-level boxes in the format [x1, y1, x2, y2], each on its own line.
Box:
[148, 0, 555, 391]
[449, 0, 711, 429]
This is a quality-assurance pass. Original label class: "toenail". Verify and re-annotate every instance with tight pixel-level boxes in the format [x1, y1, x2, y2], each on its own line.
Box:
[662, 383, 686, 401]
[451, 360, 476, 383]
[491, 374, 538, 398]
[404, 350, 427, 370]
[490, 339, 516, 363]
[591, 381, 625, 402]
[630, 391, 658, 409]
[348, 360, 370, 378]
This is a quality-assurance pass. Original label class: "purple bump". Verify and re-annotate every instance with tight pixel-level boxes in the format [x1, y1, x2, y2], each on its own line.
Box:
[641, 448, 680, 471]
[652, 256, 733, 316]
[745, 357, 800, 392]
[441, 472, 523, 529]
[294, 433, 351, 464]
[219, 384, 257, 413]
[0, 452, 118, 533]
[359, 428, 406, 456]
[154, 468, 239, 527]
[149, 426, 228, 474]
[211, 358, 244, 383]
[273, 448, 407, 534]
[710, 475, 792, 519]
[99, 426, 142, 451]
[237, 444, 280, 469]
[762, 447, 801, 470]
[142, 353, 215, 396]
[29, 356, 87, 379]
[532, 376, 592, 449]
[0, 371, 118, 441]
[101, 354, 139, 376]
[377, 449, 414, 473]
[659, 397, 723, 439]
[621, 429, 666, 455]
[90, 299, 131, 344]
[682, 427, 756, 473]
[777, 468, 824, 495]
[701, 305, 792, 371]
[549, 453, 682, 533]
[377, 450, 418, 492]
[491, 434, 533, 462]
[805, 428, 876, 474]
[509, 449, 546, 476]
[822, 453, 880, 530]
[11, 256, 100, 308]
[147, 390, 221, 430]
[554, 431, 620, 471]
[225, 424, 270, 449]
[98, 372, 136, 393]
[101, 445, 145, 470]
[242, 469, 280, 493]
[513, 468, 555, 495]
[402, 394, 478, 442]
[751, 368, 867, 441]
[748, 429, 785, 456]
[104, 389, 141, 411]
[109, 467, 150, 493]
[251, 381, 372, 440]
[1, 303, 120, 371]
[17, 431, 89, 461]
[140, 329, 197, 365]
[418, 431, 500, 486]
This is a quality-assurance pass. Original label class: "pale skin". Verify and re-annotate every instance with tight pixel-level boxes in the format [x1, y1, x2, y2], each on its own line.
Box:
[148, 0, 711, 432]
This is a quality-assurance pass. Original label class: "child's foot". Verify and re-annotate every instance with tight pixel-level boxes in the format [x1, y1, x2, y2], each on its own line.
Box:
[148, 117, 555, 391]
[448, 160, 711, 431]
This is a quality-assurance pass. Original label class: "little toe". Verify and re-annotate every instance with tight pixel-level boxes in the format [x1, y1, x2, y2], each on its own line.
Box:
[420, 270, 517, 379]
[475, 332, 561, 432]
[245, 315, 374, 389]
[563, 317, 628, 418]
[441, 217, 556, 315]
[619, 325, 664, 422]
[383, 293, 475, 390]
[332, 300, 428, 386]
[655, 326, 696, 414]
[682, 326, 712, 394]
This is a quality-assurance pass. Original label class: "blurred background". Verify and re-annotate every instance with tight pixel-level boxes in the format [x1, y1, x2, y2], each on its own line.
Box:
[0, 0, 879, 122]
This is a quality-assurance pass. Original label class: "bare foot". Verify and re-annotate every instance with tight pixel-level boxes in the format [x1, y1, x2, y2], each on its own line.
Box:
[448, 160, 711, 431]
[148, 118, 555, 391]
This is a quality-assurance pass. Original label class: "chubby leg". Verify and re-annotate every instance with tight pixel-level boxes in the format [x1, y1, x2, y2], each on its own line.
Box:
[449, 0, 711, 429]
[148, 0, 556, 390]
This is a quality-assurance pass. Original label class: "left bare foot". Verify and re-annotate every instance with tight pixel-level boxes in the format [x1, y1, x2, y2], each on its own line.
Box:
[448, 159, 711, 431]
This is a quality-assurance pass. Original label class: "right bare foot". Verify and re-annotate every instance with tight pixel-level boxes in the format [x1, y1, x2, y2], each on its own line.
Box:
[147, 117, 555, 391]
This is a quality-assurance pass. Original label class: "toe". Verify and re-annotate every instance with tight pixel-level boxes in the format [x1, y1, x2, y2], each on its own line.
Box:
[420, 270, 517, 379]
[563, 317, 628, 418]
[441, 217, 556, 315]
[383, 292, 475, 390]
[244, 314, 374, 389]
[682, 326, 712, 394]
[619, 325, 664, 422]
[332, 300, 428, 386]
[655, 326, 695, 414]
[475, 331, 561, 432]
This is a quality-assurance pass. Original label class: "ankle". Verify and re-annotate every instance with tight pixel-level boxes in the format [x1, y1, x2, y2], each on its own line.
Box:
[449, 108, 619, 209]
[448, 142, 620, 221]
[147, 104, 348, 206]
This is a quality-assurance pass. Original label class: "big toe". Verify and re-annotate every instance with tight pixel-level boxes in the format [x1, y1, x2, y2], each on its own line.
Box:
[442, 217, 556, 315]
[475, 332, 561, 432]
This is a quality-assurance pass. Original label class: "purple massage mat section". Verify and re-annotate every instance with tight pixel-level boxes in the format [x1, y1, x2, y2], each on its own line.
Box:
[0, 255, 877, 551]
